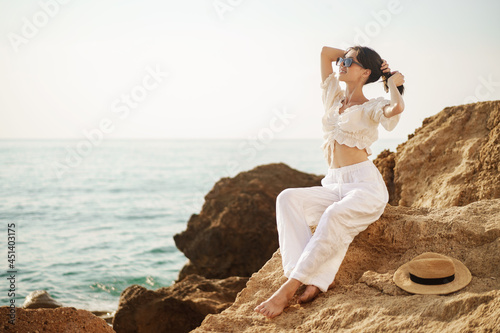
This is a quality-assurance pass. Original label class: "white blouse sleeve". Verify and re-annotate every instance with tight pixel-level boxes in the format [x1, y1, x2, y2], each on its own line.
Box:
[320, 72, 343, 111]
[369, 97, 401, 131]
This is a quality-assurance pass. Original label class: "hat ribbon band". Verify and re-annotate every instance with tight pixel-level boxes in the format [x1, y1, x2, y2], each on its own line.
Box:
[409, 273, 455, 286]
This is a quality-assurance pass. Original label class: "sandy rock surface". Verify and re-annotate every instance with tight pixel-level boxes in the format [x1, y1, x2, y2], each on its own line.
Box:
[1, 306, 115, 333]
[174, 163, 323, 280]
[193, 200, 500, 332]
[376, 100, 500, 207]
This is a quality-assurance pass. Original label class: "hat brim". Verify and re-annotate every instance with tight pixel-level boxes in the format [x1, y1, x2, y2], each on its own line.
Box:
[393, 257, 472, 295]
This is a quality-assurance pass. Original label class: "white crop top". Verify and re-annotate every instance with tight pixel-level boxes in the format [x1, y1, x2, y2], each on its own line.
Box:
[320, 71, 401, 166]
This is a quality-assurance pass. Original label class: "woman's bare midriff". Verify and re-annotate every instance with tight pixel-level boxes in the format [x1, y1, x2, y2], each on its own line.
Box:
[330, 141, 369, 169]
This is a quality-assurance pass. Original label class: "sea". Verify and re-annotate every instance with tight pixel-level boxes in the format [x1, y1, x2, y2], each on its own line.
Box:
[0, 138, 403, 312]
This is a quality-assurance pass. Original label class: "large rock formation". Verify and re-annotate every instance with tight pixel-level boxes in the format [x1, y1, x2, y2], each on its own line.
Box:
[193, 199, 500, 333]
[375, 100, 500, 207]
[0, 306, 115, 332]
[113, 275, 248, 333]
[174, 163, 323, 280]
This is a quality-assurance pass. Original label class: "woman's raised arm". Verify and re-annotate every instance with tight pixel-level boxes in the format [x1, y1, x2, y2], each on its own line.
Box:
[321, 46, 345, 83]
[380, 60, 405, 117]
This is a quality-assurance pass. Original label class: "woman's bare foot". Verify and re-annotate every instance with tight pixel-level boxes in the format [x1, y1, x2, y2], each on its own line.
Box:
[298, 285, 320, 303]
[254, 279, 301, 319]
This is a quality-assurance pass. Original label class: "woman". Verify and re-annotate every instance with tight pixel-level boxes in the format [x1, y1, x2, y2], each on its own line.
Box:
[254, 45, 405, 319]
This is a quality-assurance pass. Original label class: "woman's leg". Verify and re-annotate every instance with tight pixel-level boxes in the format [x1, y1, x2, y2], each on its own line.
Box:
[256, 161, 388, 318]
[276, 186, 341, 277]
[255, 185, 340, 318]
[289, 185, 388, 292]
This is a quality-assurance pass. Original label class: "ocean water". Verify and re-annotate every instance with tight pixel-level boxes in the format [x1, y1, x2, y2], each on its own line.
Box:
[0, 138, 403, 312]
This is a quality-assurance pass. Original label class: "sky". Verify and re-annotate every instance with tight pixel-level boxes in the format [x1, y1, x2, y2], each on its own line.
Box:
[1, 0, 500, 141]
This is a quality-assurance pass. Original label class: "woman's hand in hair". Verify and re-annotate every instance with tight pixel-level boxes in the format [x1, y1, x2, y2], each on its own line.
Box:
[381, 59, 404, 87]
[380, 59, 391, 74]
[385, 70, 405, 117]
[388, 71, 405, 87]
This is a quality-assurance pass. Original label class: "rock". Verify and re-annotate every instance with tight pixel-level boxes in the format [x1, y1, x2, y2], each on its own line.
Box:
[192, 199, 500, 333]
[174, 163, 323, 280]
[372, 149, 396, 201]
[0, 306, 115, 332]
[374, 100, 500, 207]
[113, 274, 248, 333]
[22, 290, 63, 309]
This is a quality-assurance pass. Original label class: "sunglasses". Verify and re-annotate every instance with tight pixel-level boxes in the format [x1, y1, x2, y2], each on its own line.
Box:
[336, 57, 365, 69]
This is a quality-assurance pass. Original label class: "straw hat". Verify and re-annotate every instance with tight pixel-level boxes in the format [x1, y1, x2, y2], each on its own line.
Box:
[393, 252, 472, 295]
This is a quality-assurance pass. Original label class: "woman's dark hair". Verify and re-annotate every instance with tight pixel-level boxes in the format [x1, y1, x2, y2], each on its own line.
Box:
[346, 46, 404, 95]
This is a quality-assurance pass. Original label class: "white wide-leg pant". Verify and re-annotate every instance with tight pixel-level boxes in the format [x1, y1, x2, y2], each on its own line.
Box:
[276, 160, 389, 292]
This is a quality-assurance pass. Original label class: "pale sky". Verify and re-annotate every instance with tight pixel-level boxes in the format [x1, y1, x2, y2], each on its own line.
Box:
[1, 0, 499, 140]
